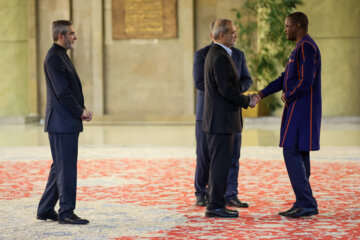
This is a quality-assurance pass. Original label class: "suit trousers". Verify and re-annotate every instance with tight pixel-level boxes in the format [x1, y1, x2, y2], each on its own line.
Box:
[195, 120, 241, 201]
[206, 132, 234, 209]
[283, 148, 317, 208]
[37, 133, 79, 220]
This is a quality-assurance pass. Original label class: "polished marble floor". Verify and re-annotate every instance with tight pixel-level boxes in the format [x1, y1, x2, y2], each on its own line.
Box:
[0, 117, 359, 147]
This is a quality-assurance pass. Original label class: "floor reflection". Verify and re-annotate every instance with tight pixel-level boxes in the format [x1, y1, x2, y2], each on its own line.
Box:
[1, 118, 359, 147]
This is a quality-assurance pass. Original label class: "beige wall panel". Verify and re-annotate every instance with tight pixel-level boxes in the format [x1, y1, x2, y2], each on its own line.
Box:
[103, 0, 194, 120]
[28, 0, 39, 117]
[299, 0, 360, 38]
[215, 0, 243, 19]
[90, 0, 105, 116]
[194, 0, 216, 50]
[194, 0, 244, 50]
[0, 0, 29, 117]
[0, 0, 27, 40]
[0, 43, 29, 116]
[298, 0, 360, 116]
[72, 0, 95, 113]
[317, 38, 360, 116]
[37, 0, 71, 117]
[181, 0, 196, 116]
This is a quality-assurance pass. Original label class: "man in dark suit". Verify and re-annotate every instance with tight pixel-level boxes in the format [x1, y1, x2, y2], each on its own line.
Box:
[193, 23, 252, 208]
[203, 19, 257, 218]
[36, 20, 92, 224]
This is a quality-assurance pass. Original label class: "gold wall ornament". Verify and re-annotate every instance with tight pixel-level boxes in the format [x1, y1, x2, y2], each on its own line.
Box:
[112, 0, 177, 39]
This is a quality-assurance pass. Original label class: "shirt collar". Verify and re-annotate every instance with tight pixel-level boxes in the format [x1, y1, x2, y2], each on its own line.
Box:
[214, 42, 232, 56]
[53, 43, 67, 53]
[296, 34, 310, 48]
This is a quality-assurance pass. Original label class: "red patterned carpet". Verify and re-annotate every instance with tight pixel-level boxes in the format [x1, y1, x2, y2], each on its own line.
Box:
[0, 146, 359, 239]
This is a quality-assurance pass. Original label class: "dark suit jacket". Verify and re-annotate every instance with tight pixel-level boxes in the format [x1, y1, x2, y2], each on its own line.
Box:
[193, 43, 252, 121]
[44, 43, 85, 133]
[202, 44, 250, 134]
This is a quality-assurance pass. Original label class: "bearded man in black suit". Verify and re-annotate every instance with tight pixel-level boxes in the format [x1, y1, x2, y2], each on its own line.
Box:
[193, 21, 252, 208]
[36, 20, 92, 225]
[203, 19, 257, 218]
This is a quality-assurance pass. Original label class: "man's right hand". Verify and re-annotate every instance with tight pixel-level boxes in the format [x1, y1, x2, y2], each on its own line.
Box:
[81, 109, 93, 121]
[248, 94, 260, 108]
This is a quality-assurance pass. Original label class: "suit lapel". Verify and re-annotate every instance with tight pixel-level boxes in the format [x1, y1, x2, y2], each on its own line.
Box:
[214, 44, 239, 79]
[227, 54, 239, 79]
[64, 54, 81, 81]
[63, 53, 84, 104]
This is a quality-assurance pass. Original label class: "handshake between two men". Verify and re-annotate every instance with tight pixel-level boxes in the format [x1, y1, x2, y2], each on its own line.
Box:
[248, 92, 289, 108]
[247, 93, 262, 108]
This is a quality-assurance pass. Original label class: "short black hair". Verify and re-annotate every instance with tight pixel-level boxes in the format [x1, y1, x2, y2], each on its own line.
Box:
[287, 12, 308, 32]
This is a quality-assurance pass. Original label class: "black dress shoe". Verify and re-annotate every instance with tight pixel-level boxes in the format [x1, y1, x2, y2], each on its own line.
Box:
[278, 206, 297, 216]
[226, 197, 249, 208]
[205, 207, 239, 218]
[37, 210, 58, 221]
[58, 213, 89, 224]
[195, 196, 207, 206]
[226, 208, 238, 214]
[285, 208, 319, 218]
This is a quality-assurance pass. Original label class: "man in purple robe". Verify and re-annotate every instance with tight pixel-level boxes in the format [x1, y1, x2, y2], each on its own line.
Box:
[256, 12, 321, 218]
